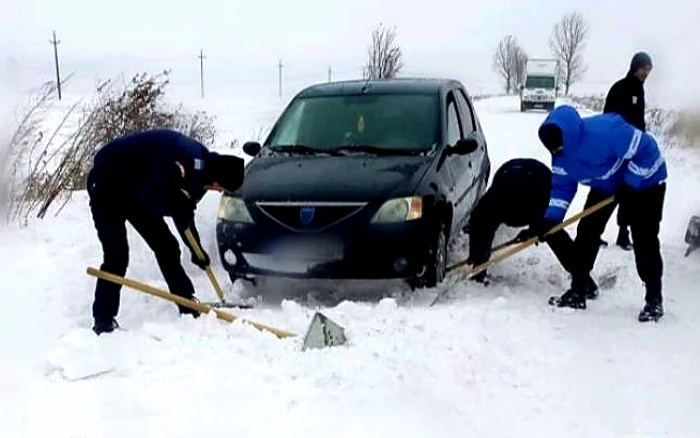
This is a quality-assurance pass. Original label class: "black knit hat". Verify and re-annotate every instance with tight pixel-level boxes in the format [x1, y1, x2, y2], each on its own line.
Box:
[630, 52, 652, 72]
[538, 124, 563, 152]
[203, 152, 245, 192]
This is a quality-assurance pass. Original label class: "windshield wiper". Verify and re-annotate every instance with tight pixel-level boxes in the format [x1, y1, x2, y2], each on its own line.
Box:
[268, 144, 340, 156]
[328, 144, 423, 156]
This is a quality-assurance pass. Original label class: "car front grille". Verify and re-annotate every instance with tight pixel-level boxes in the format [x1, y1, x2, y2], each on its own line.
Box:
[255, 201, 367, 231]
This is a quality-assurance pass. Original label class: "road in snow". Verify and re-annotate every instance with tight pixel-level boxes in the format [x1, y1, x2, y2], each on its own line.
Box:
[0, 96, 698, 437]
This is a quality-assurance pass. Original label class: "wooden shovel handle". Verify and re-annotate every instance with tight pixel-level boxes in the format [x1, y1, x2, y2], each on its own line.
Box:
[183, 228, 226, 303]
[449, 196, 615, 273]
[86, 267, 296, 339]
[432, 196, 615, 306]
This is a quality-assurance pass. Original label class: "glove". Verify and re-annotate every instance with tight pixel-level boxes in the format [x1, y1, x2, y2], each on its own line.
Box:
[530, 219, 559, 243]
[515, 228, 536, 243]
[191, 248, 210, 270]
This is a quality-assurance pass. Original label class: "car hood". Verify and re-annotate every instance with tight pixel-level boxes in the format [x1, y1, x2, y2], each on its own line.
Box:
[237, 154, 434, 202]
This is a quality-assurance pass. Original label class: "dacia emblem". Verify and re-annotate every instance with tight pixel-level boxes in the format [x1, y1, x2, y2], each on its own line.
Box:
[299, 206, 315, 226]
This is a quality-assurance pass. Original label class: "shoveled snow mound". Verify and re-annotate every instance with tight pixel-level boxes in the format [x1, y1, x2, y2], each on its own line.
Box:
[1, 96, 699, 437]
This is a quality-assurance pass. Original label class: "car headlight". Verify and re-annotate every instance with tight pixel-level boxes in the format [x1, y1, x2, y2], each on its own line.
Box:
[371, 197, 423, 223]
[218, 196, 254, 223]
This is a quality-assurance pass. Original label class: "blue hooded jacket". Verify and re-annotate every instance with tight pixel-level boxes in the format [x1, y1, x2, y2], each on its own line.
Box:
[539, 105, 667, 222]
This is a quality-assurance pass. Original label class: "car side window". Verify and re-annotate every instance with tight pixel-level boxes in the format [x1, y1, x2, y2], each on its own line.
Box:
[455, 89, 476, 133]
[446, 94, 462, 146]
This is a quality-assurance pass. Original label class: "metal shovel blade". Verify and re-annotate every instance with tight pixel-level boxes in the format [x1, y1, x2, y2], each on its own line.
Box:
[301, 312, 347, 351]
[200, 300, 256, 309]
[684, 215, 700, 257]
[684, 215, 700, 244]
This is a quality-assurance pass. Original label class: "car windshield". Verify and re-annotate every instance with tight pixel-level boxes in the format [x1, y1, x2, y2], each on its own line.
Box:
[525, 76, 555, 89]
[266, 93, 439, 153]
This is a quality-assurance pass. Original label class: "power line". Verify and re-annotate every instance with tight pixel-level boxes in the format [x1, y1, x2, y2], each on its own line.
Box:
[49, 30, 61, 100]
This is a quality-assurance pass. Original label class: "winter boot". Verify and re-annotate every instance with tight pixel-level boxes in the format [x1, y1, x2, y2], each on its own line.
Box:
[548, 288, 587, 309]
[639, 279, 663, 322]
[638, 300, 664, 322]
[470, 270, 489, 286]
[584, 276, 599, 300]
[178, 296, 201, 319]
[92, 317, 120, 335]
[616, 227, 633, 251]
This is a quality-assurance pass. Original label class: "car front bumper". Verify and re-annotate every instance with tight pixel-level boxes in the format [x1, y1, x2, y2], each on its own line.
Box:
[216, 217, 434, 280]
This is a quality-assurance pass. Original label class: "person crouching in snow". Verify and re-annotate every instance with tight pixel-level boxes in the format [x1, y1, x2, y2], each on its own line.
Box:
[465, 157, 598, 298]
[86, 129, 245, 335]
[536, 105, 667, 322]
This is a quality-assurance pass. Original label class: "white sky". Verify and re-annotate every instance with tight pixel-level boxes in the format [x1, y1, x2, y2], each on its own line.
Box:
[1, 0, 698, 108]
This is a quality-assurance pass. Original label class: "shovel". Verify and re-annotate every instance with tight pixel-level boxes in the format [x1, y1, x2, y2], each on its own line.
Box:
[684, 215, 700, 257]
[183, 228, 253, 309]
[86, 267, 347, 350]
[431, 196, 615, 306]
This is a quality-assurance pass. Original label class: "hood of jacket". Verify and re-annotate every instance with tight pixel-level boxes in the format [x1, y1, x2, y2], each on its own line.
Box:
[538, 105, 584, 154]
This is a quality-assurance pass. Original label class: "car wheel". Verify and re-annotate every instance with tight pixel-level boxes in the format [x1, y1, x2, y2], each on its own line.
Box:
[409, 221, 448, 289]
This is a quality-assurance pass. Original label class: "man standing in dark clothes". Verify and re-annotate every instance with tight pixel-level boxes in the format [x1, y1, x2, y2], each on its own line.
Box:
[537, 105, 667, 322]
[602, 52, 653, 250]
[87, 129, 245, 334]
[465, 158, 598, 298]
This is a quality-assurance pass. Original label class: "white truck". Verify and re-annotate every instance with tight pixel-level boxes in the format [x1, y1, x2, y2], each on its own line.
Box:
[519, 59, 560, 112]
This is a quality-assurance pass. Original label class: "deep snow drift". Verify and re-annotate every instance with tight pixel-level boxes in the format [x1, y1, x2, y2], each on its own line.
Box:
[1, 96, 699, 437]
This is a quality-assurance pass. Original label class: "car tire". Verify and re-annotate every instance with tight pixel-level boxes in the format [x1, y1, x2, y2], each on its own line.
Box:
[409, 220, 448, 289]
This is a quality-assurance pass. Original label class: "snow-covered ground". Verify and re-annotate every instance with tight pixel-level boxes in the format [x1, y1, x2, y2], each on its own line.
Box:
[1, 95, 699, 437]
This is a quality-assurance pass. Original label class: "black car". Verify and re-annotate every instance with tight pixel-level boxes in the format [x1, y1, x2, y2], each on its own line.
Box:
[216, 78, 491, 290]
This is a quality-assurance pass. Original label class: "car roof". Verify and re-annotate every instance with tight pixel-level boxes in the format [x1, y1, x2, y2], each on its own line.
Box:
[295, 78, 465, 98]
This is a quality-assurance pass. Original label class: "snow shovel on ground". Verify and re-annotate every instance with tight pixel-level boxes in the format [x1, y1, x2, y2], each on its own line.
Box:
[430, 195, 616, 306]
[183, 228, 253, 309]
[684, 215, 700, 257]
[85, 267, 347, 350]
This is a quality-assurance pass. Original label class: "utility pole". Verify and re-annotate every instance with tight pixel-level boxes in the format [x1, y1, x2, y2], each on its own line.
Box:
[278, 59, 283, 100]
[49, 30, 62, 100]
[198, 48, 205, 98]
[328, 65, 332, 82]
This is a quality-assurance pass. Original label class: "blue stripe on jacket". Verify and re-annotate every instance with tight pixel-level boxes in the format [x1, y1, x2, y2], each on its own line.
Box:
[538, 105, 667, 222]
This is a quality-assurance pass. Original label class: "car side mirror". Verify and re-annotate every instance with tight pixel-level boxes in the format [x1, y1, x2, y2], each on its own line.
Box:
[242, 141, 261, 157]
[450, 137, 479, 155]
[519, 84, 524, 91]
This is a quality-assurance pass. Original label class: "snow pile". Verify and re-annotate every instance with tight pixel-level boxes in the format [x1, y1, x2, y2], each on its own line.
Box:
[1, 96, 699, 437]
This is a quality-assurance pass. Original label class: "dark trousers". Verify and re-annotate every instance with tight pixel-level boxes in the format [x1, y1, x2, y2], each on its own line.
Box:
[546, 230, 578, 274]
[616, 203, 630, 229]
[89, 187, 195, 321]
[572, 184, 666, 302]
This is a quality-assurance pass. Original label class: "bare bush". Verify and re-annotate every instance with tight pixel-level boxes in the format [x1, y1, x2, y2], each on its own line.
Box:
[549, 11, 589, 96]
[5, 70, 218, 223]
[2, 80, 66, 223]
[364, 23, 403, 80]
[493, 35, 528, 94]
[668, 110, 700, 147]
[569, 94, 698, 148]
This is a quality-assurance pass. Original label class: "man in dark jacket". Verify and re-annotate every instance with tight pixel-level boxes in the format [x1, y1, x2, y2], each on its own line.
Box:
[536, 105, 667, 322]
[466, 158, 598, 298]
[87, 129, 245, 334]
[602, 52, 653, 250]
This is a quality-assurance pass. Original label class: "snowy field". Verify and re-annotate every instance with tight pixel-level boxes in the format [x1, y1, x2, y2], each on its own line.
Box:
[1, 95, 699, 437]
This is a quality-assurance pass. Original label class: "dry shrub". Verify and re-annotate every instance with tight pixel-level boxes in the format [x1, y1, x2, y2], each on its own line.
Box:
[5, 70, 217, 224]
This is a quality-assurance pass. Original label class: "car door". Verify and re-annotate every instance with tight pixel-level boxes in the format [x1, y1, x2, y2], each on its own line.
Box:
[444, 89, 472, 229]
[454, 88, 488, 217]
